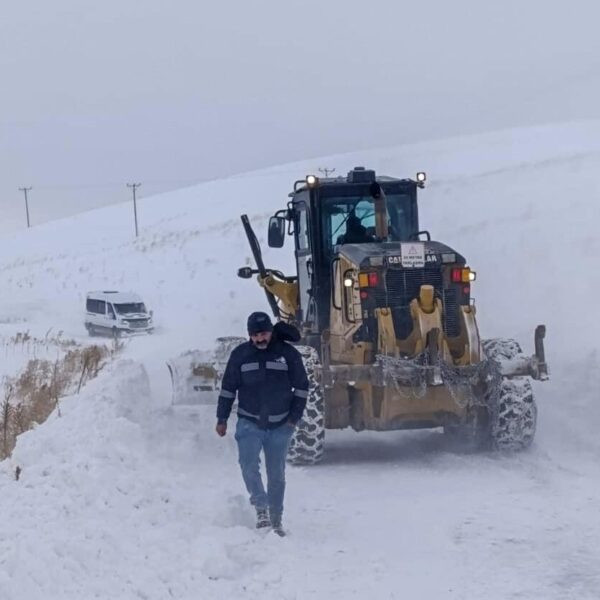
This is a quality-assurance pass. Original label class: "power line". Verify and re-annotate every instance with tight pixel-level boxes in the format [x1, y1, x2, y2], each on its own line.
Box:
[6, 167, 321, 193]
[12, 167, 320, 191]
[16, 176, 213, 192]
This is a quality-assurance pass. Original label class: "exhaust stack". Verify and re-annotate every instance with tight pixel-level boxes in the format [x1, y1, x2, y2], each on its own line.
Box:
[370, 182, 389, 240]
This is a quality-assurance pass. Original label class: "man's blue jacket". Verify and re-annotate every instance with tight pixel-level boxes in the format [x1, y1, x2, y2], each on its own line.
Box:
[216, 324, 309, 429]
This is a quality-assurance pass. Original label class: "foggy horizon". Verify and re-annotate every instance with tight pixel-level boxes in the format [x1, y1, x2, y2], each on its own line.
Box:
[2, 0, 599, 233]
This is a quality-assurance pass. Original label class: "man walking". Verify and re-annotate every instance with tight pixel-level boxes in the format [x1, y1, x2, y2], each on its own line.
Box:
[215, 311, 309, 536]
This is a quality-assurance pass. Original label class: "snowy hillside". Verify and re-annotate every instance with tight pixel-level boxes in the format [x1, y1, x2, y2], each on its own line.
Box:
[0, 122, 599, 599]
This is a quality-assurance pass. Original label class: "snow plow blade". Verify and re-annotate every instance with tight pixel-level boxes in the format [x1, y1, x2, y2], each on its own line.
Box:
[167, 336, 246, 405]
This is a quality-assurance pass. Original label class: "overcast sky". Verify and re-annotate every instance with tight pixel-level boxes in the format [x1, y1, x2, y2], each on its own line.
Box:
[1, 0, 599, 233]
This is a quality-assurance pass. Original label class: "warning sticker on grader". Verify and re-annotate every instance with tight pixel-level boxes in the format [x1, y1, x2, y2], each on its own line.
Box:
[400, 243, 425, 268]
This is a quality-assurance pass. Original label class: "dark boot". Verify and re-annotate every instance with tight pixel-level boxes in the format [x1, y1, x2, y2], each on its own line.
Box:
[256, 507, 270, 529]
[270, 513, 285, 537]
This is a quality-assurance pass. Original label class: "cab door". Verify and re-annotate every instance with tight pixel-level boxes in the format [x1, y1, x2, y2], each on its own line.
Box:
[294, 206, 317, 329]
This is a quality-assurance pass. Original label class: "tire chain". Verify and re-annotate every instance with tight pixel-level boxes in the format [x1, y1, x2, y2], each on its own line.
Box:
[377, 338, 537, 450]
[376, 352, 495, 408]
[287, 345, 325, 465]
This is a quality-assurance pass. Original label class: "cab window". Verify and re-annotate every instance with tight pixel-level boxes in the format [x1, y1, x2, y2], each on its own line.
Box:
[322, 193, 414, 251]
[296, 209, 310, 250]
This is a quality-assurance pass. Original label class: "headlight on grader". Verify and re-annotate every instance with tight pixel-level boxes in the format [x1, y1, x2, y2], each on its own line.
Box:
[306, 174, 319, 188]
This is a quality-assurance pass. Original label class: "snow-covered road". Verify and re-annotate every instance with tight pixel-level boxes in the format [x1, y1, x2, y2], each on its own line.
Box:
[0, 122, 599, 599]
[3, 357, 598, 600]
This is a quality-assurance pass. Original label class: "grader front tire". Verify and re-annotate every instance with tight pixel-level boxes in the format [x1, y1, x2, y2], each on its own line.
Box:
[287, 345, 325, 465]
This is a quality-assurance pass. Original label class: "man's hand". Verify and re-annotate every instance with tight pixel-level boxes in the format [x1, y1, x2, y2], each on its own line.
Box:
[216, 422, 227, 437]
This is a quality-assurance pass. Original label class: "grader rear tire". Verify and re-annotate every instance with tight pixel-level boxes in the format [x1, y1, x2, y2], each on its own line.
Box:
[490, 377, 537, 450]
[482, 338, 538, 451]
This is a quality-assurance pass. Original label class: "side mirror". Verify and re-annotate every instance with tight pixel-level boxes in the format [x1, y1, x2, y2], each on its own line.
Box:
[268, 216, 286, 248]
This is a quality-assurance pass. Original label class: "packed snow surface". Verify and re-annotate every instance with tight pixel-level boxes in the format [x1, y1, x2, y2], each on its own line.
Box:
[0, 122, 599, 599]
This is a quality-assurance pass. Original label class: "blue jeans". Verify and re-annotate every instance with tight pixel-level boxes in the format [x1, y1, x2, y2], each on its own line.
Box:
[234, 417, 295, 517]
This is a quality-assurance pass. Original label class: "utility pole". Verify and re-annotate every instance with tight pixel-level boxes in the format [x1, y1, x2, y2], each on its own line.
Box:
[18, 187, 32, 228]
[127, 183, 141, 237]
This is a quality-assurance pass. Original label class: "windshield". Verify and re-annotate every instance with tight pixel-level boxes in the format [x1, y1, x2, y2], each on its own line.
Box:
[322, 193, 415, 250]
[114, 302, 147, 315]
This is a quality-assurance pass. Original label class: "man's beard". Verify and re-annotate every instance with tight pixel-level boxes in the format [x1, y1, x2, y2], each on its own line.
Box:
[253, 340, 268, 349]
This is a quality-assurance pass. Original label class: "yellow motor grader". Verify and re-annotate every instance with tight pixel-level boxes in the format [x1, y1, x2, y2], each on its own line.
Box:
[170, 167, 549, 464]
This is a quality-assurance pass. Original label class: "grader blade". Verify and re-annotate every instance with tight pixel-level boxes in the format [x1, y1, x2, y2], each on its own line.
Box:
[167, 350, 219, 406]
[167, 336, 246, 405]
